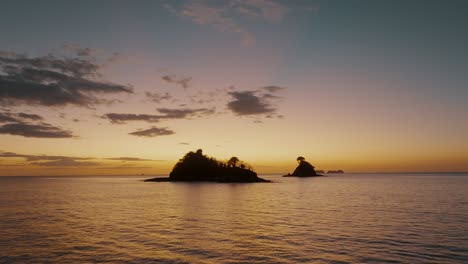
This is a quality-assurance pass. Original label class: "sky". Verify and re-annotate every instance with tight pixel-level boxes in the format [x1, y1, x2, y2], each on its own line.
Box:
[0, 0, 467, 176]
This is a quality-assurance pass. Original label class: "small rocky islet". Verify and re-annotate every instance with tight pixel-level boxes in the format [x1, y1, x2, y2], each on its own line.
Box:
[144, 149, 270, 183]
[283, 156, 323, 177]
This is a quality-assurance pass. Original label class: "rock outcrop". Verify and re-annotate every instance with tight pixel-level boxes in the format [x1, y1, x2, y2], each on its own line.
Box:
[283, 156, 322, 177]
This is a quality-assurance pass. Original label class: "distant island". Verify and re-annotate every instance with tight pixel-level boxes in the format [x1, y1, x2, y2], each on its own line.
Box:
[283, 157, 323, 177]
[327, 170, 344, 174]
[145, 149, 270, 183]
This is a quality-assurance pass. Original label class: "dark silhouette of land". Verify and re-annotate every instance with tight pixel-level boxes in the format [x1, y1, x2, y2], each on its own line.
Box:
[284, 156, 323, 177]
[145, 149, 270, 183]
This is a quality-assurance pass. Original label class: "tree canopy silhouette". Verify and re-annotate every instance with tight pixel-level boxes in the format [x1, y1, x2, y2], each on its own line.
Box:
[145, 149, 269, 183]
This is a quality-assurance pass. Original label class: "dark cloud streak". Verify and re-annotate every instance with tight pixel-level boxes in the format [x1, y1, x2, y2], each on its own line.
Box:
[0, 152, 162, 167]
[103, 113, 162, 124]
[103, 107, 215, 124]
[129, 127, 175, 137]
[0, 122, 74, 138]
[30, 157, 100, 167]
[17, 113, 43, 121]
[0, 51, 133, 107]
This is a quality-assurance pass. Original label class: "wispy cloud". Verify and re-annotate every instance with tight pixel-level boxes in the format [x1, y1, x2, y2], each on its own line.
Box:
[262, 85, 285, 93]
[0, 111, 73, 138]
[230, 0, 290, 23]
[30, 157, 100, 167]
[145, 91, 173, 103]
[0, 152, 91, 161]
[0, 112, 20, 123]
[103, 107, 215, 124]
[166, 0, 291, 46]
[17, 113, 43, 121]
[129, 126, 175, 137]
[104, 113, 162, 124]
[0, 112, 44, 123]
[106, 157, 160, 161]
[0, 152, 97, 167]
[0, 122, 74, 138]
[156, 107, 215, 119]
[161, 74, 192, 89]
[0, 152, 162, 167]
[0, 50, 132, 107]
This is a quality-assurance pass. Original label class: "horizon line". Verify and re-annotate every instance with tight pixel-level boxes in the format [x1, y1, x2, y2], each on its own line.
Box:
[1, 171, 467, 177]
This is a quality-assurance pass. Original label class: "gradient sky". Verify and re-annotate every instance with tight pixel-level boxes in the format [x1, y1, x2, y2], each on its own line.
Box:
[1, 0, 467, 176]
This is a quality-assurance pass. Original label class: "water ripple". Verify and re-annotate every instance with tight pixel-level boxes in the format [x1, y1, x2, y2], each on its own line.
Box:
[1, 174, 467, 263]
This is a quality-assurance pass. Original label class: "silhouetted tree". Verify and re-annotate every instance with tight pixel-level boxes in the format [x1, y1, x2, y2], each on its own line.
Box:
[167, 150, 269, 182]
[228, 156, 240, 167]
[297, 156, 305, 163]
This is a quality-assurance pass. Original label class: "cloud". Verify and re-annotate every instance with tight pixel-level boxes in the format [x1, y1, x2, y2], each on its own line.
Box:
[161, 75, 192, 89]
[231, 0, 290, 23]
[227, 86, 285, 117]
[103, 113, 162, 124]
[188, 89, 220, 105]
[0, 112, 19, 123]
[0, 111, 44, 123]
[156, 107, 215, 119]
[30, 157, 100, 167]
[129, 127, 175, 137]
[227, 90, 275, 115]
[179, 142, 190, 145]
[99, 165, 153, 170]
[22, 155, 91, 162]
[0, 151, 162, 167]
[166, 1, 256, 46]
[0, 111, 72, 138]
[0, 122, 74, 138]
[0, 152, 29, 158]
[75, 48, 93, 57]
[17, 113, 44, 121]
[103, 107, 215, 124]
[106, 157, 158, 161]
[166, 0, 291, 46]
[145, 91, 173, 103]
[0, 152, 95, 167]
[0, 51, 133, 107]
[262, 85, 285, 93]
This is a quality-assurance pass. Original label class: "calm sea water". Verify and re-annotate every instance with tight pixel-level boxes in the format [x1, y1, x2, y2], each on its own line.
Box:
[1, 173, 467, 263]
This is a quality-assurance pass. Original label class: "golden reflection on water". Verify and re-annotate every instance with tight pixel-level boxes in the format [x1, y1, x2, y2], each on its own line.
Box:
[1, 174, 467, 263]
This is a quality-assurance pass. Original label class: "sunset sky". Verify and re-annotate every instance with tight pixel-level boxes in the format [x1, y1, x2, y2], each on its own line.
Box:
[1, 0, 467, 176]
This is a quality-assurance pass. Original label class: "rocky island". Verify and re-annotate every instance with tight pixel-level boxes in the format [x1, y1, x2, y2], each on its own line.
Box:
[145, 149, 270, 183]
[283, 156, 323, 177]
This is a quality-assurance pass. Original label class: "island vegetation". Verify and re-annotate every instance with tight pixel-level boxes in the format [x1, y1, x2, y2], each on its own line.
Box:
[283, 156, 323, 177]
[145, 149, 270, 183]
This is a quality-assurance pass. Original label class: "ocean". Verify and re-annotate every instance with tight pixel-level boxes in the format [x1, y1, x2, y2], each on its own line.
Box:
[1, 173, 467, 263]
